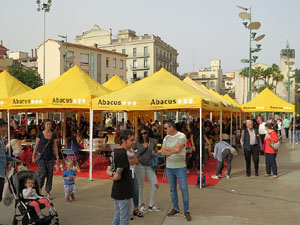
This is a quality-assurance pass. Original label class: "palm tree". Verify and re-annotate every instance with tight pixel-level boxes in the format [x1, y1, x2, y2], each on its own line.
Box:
[240, 68, 249, 104]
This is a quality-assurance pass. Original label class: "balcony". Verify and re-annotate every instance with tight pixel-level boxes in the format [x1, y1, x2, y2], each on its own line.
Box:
[127, 53, 150, 59]
[130, 65, 150, 71]
[156, 53, 171, 63]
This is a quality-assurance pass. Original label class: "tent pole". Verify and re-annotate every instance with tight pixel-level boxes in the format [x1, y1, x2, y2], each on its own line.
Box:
[239, 111, 242, 129]
[7, 111, 11, 156]
[293, 112, 295, 149]
[63, 110, 66, 145]
[176, 111, 179, 123]
[220, 110, 223, 141]
[199, 108, 202, 189]
[210, 112, 212, 122]
[160, 111, 164, 138]
[230, 111, 233, 145]
[89, 109, 94, 181]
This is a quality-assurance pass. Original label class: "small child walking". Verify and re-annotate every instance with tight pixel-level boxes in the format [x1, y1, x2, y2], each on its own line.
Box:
[62, 161, 76, 202]
[22, 178, 56, 219]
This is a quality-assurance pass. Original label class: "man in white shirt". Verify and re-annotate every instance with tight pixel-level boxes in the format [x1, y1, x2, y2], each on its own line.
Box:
[258, 118, 267, 155]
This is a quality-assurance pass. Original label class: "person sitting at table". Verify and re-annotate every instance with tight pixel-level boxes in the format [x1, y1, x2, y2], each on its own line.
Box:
[76, 132, 88, 167]
[16, 127, 31, 141]
[103, 127, 116, 144]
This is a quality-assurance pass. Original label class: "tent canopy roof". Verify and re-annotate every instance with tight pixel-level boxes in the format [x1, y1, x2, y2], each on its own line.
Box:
[9, 65, 110, 110]
[103, 75, 127, 91]
[241, 88, 295, 112]
[92, 68, 221, 111]
[0, 70, 32, 109]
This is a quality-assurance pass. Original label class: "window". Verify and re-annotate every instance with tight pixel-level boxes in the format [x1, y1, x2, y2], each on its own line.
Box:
[144, 71, 148, 77]
[120, 60, 124, 69]
[80, 53, 89, 64]
[211, 81, 215, 87]
[67, 51, 74, 61]
[113, 58, 116, 68]
[202, 82, 207, 86]
[122, 49, 126, 54]
[211, 74, 215, 78]
[133, 48, 137, 57]
[144, 46, 148, 56]
[106, 57, 109, 67]
[133, 72, 137, 79]
[144, 59, 148, 68]
[202, 74, 206, 78]
[120, 75, 124, 80]
[133, 60, 137, 68]
[106, 74, 109, 81]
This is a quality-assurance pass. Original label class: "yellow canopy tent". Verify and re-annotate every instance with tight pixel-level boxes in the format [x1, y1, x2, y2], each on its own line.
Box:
[223, 94, 241, 109]
[9, 65, 110, 111]
[92, 68, 221, 112]
[207, 88, 240, 112]
[0, 70, 32, 109]
[103, 75, 127, 91]
[183, 77, 231, 111]
[241, 88, 295, 113]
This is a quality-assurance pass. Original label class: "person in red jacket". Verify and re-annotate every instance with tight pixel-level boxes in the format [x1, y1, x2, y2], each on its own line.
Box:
[264, 123, 279, 178]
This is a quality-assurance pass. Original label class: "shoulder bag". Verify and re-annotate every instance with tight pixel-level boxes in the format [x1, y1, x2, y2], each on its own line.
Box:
[35, 135, 53, 164]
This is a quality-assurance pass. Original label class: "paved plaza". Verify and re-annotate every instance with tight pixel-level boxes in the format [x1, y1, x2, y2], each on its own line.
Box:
[1, 140, 300, 225]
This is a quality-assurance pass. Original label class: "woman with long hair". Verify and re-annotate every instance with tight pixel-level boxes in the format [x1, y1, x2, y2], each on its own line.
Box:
[32, 119, 59, 200]
[264, 122, 279, 178]
[134, 125, 161, 213]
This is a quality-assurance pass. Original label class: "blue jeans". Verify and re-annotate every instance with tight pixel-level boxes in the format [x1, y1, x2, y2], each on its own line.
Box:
[112, 198, 131, 225]
[166, 167, 189, 212]
[133, 175, 139, 208]
[296, 130, 300, 143]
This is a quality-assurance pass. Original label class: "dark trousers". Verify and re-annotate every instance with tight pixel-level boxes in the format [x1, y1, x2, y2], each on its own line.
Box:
[38, 159, 54, 193]
[265, 153, 278, 175]
[0, 177, 4, 202]
[216, 149, 232, 176]
[259, 134, 265, 146]
[244, 145, 259, 175]
[285, 128, 289, 138]
[187, 145, 206, 170]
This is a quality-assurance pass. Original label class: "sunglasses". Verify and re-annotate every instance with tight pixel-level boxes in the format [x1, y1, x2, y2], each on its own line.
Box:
[141, 132, 148, 135]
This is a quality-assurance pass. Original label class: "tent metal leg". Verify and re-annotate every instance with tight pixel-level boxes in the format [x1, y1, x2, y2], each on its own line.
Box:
[199, 108, 202, 189]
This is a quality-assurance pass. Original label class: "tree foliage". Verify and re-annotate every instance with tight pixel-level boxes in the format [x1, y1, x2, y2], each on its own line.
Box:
[8, 64, 43, 89]
[239, 63, 284, 94]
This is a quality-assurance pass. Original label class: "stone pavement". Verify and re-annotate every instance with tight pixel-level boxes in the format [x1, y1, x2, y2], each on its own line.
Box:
[1, 139, 300, 225]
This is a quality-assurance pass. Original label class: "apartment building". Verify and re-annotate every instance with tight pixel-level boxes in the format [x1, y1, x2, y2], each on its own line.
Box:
[75, 25, 178, 83]
[37, 39, 127, 84]
[182, 60, 224, 93]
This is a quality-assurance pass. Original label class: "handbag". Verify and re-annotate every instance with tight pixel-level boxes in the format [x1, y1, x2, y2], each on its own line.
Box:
[149, 153, 158, 171]
[35, 135, 53, 163]
[269, 141, 280, 150]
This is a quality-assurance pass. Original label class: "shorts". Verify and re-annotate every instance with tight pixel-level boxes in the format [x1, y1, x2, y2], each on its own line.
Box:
[64, 184, 76, 197]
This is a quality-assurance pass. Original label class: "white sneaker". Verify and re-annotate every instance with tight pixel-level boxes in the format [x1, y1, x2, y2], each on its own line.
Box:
[148, 205, 161, 212]
[226, 175, 230, 179]
[211, 175, 219, 179]
[139, 205, 149, 214]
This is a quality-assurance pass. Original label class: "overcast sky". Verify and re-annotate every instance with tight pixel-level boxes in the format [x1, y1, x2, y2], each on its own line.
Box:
[1, 0, 299, 74]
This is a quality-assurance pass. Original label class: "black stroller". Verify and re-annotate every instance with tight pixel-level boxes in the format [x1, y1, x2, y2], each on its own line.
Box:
[7, 168, 59, 225]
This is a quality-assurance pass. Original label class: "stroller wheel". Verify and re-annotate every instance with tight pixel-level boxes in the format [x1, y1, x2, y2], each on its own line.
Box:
[12, 216, 18, 225]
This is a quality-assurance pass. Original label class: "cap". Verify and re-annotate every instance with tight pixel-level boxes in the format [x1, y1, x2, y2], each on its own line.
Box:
[0, 118, 7, 126]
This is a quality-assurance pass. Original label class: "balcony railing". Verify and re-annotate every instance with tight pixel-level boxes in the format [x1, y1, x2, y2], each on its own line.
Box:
[130, 65, 150, 71]
[127, 53, 150, 58]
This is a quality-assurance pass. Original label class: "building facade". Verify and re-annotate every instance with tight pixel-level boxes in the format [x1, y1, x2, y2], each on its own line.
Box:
[182, 60, 224, 93]
[233, 43, 296, 104]
[37, 39, 127, 84]
[75, 25, 179, 83]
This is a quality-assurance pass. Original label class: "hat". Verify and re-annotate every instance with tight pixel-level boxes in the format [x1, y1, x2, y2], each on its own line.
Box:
[0, 119, 7, 125]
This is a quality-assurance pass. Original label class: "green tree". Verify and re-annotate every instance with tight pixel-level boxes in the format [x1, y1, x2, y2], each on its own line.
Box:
[8, 64, 43, 89]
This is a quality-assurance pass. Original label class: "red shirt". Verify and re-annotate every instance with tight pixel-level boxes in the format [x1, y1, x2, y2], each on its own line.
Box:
[264, 131, 278, 154]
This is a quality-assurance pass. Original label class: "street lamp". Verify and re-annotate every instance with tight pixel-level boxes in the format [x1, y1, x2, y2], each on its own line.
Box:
[37, 0, 52, 85]
[237, 5, 265, 102]
[58, 35, 68, 72]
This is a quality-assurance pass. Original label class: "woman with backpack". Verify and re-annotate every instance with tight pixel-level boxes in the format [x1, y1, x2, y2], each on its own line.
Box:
[264, 123, 279, 178]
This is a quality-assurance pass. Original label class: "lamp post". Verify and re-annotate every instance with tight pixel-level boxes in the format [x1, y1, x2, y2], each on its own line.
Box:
[37, 0, 52, 85]
[237, 5, 265, 102]
[58, 35, 68, 72]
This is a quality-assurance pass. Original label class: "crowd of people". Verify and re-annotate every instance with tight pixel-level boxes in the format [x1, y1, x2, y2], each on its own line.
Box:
[0, 112, 298, 224]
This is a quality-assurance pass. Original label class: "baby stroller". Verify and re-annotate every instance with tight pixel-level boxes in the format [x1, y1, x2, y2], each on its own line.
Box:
[7, 168, 59, 225]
